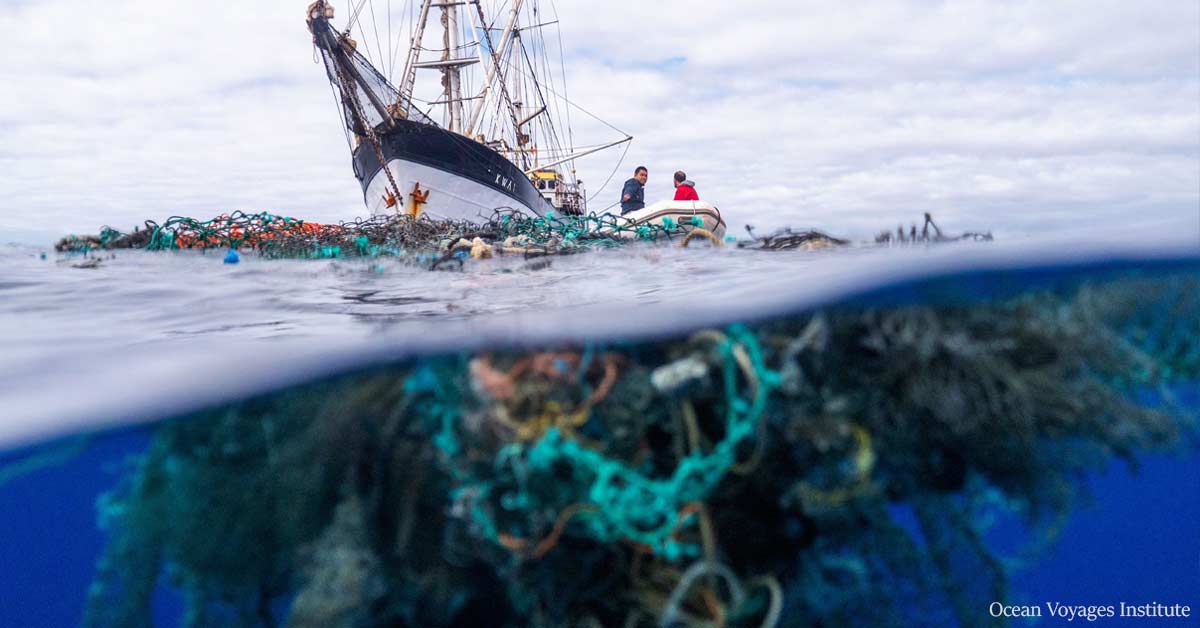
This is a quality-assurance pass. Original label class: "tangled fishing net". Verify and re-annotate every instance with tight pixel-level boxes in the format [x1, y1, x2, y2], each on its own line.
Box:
[54, 209, 724, 263]
[54, 209, 988, 266]
[82, 270, 1197, 628]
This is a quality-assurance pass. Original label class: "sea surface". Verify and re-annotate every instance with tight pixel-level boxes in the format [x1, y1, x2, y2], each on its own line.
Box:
[0, 230, 1197, 627]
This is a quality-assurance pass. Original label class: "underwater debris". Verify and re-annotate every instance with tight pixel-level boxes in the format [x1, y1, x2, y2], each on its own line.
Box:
[650, 355, 710, 395]
[84, 271, 1197, 627]
[288, 496, 387, 628]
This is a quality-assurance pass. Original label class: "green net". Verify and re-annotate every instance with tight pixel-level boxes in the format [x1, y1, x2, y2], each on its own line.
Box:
[55, 209, 715, 263]
[432, 325, 780, 562]
[77, 271, 1197, 627]
[56, 210, 993, 262]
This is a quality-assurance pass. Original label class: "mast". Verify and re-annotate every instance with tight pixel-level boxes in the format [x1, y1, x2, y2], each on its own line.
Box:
[465, 0, 524, 138]
[394, 0, 432, 118]
[441, 2, 464, 132]
[396, 1, 479, 132]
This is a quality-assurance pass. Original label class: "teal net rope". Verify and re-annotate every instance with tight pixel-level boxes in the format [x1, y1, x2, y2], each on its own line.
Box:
[62, 209, 705, 262]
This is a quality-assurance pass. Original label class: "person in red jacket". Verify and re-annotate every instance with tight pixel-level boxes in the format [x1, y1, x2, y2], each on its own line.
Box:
[673, 170, 699, 201]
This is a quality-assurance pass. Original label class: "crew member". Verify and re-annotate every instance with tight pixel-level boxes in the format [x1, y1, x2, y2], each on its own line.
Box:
[673, 170, 699, 201]
[620, 166, 648, 214]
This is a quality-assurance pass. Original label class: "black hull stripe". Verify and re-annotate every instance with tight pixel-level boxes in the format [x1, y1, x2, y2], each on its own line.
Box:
[353, 119, 550, 214]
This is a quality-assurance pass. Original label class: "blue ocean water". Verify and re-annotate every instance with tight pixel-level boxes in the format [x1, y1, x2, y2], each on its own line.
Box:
[0, 237, 1197, 626]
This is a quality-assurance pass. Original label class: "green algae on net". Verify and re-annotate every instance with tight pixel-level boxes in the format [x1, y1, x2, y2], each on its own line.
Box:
[84, 271, 1198, 628]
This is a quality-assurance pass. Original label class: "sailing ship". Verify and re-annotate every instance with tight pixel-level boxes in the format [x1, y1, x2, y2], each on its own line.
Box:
[305, 0, 631, 221]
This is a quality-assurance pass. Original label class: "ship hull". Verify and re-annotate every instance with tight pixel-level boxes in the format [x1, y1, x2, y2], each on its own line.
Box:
[353, 118, 550, 220]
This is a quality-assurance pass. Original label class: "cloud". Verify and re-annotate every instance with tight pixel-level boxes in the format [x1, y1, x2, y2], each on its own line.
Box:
[0, 0, 1196, 240]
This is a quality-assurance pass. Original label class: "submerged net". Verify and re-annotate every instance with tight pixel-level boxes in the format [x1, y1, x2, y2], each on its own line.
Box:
[81, 270, 1197, 628]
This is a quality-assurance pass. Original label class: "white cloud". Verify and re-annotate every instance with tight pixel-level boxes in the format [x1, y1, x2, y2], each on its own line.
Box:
[1, 0, 1197, 240]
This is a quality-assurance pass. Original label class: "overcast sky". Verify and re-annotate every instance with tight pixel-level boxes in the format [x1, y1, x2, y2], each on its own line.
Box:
[1, 0, 1197, 242]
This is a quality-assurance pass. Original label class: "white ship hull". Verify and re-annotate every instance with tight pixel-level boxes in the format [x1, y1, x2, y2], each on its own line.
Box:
[362, 157, 542, 221]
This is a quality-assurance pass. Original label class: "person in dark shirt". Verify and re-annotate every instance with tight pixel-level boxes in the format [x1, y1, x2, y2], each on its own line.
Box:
[620, 166, 648, 215]
[672, 170, 699, 201]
